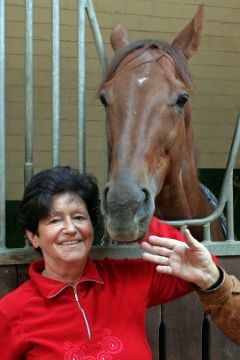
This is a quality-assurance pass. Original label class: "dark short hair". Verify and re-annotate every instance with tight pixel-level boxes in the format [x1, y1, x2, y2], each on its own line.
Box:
[19, 166, 99, 235]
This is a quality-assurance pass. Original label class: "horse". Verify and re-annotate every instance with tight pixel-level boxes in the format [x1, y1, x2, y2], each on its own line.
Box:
[99, 5, 225, 243]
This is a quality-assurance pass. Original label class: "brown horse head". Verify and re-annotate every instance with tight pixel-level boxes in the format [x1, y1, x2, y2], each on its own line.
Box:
[100, 6, 220, 242]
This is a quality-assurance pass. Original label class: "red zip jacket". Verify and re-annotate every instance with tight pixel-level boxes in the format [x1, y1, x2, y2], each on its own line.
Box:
[0, 218, 196, 359]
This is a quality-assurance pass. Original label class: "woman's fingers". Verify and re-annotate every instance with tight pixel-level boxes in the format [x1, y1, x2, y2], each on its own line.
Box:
[183, 229, 201, 250]
[156, 265, 173, 275]
[142, 252, 174, 275]
[147, 235, 176, 249]
[141, 241, 172, 257]
[142, 252, 170, 266]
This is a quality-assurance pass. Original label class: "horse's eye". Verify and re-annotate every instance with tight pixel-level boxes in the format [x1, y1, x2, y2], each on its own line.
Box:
[99, 93, 108, 107]
[176, 93, 189, 108]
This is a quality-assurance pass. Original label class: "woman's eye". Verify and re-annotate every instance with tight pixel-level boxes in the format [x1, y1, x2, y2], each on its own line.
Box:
[176, 93, 189, 108]
[49, 218, 61, 224]
[73, 215, 84, 221]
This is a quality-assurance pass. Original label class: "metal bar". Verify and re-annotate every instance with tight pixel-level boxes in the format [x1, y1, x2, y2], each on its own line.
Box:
[202, 242, 240, 256]
[86, 0, 109, 181]
[226, 174, 234, 240]
[77, 0, 87, 172]
[25, 0, 34, 186]
[180, 225, 187, 232]
[0, 1, 5, 249]
[0, 248, 41, 265]
[1, 243, 240, 265]
[52, 0, 61, 166]
[202, 223, 211, 242]
[24, 0, 33, 248]
[86, 0, 108, 72]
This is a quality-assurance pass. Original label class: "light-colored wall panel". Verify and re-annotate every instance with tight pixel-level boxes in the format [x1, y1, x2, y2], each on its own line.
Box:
[5, 0, 240, 200]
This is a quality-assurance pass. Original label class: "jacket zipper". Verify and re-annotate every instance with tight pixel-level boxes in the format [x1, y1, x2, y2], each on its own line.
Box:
[72, 284, 92, 339]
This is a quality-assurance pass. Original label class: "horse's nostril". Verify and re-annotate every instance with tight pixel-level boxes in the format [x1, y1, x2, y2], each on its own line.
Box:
[101, 185, 110, 215]
[132, 187, 152, 220]
[103, 185, 110, 199]
[142, 188, 149, 204]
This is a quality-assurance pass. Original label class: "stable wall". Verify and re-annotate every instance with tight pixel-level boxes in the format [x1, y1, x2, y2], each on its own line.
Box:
[5, 0, 240, 200]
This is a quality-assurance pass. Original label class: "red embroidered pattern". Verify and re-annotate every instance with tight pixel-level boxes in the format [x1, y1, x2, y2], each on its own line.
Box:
[64, 329, 123, 360]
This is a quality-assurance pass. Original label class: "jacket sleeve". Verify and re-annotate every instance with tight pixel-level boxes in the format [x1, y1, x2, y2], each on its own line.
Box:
[0, 311, 19, 359]
[196, 270, 240, 345]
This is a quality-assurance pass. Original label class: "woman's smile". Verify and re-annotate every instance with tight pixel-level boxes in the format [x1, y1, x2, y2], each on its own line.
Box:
[59, 239, 82, 245]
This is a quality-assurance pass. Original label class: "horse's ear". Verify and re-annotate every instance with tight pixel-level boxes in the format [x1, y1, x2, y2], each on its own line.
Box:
[172, 4, 204, 59]
[111, 24, 129, 53]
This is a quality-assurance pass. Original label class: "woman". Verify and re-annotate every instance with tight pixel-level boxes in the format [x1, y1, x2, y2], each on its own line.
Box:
[0, 166, 219, 359]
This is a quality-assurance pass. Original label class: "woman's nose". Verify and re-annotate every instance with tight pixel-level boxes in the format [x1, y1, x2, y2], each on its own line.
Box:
[63, 219, 77, 234]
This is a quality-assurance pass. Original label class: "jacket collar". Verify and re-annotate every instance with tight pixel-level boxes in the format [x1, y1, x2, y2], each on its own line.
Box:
[29, 257, 104, 299]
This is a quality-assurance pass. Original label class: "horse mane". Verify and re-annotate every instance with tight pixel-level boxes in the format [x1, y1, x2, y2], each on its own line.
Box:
[99, 39, 194, 91]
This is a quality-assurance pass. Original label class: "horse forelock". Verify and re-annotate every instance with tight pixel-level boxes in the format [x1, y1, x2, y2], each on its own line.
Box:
[99, 39, 194, 92]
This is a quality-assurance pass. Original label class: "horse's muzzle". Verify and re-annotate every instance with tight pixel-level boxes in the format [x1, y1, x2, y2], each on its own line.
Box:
[101, 176, 155, 242]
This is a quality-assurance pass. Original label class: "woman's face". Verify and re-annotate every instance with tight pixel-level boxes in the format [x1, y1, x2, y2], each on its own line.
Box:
[27, 192, 94, 272]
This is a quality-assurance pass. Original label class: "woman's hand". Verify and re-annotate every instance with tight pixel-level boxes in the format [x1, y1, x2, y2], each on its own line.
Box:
[141, 229, 220, 289]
